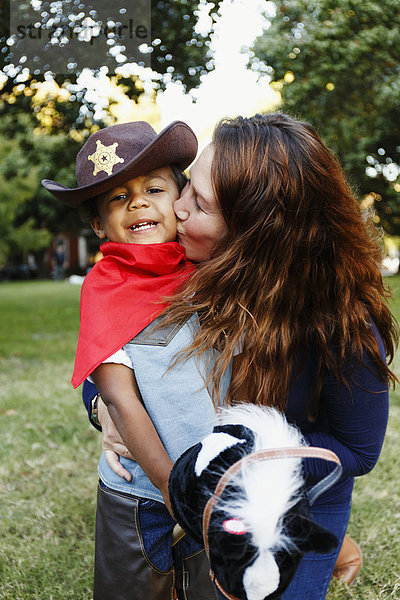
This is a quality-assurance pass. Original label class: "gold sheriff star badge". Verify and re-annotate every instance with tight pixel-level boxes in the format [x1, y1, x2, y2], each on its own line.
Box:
[88, 140, 125, 176]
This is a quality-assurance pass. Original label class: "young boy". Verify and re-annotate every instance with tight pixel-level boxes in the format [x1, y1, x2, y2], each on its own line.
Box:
[43, 120, 200, 509]
[42, 121, 226, 599]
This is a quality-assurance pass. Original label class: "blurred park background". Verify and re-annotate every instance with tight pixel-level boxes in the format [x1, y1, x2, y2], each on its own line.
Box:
[1, 0, 400, 278]
[0, 0, 400, 598]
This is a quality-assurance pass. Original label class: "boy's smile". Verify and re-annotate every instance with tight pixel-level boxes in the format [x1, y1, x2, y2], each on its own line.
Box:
[91, 167, 179, 245]
[129, 219, 158, 233]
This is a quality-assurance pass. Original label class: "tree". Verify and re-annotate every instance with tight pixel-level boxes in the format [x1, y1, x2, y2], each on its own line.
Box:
[0, 1, 222, 134]
[0, 0, 223, 264]
[252, 0, 400, 233]
[0, 112, 53, 264]
[1, 1, 221, 98]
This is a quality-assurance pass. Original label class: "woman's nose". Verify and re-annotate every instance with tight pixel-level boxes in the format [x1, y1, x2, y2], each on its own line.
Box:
[174, 195, 189, 221]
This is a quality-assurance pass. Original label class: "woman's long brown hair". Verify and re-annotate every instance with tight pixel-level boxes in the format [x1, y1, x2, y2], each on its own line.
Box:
[163, 113, 398, 416]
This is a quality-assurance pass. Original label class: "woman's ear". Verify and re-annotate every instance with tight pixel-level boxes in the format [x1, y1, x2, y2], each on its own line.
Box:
[91, 216, 106, 240]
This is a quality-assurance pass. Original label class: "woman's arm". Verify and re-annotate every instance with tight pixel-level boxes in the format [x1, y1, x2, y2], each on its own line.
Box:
[82, 379, 102, 431]
[91, 363, 174, 515]
[292, 324, 389, 484]
[233, 335, 389, 483]
[303, 350, 389, 481]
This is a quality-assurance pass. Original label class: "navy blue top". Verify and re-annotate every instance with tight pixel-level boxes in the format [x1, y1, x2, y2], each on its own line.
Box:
[82, 321, 389, 506]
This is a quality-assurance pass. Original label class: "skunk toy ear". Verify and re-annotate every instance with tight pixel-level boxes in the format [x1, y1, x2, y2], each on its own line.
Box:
[168, 441, 205, 544]
[299, 517, 339, 554]
[281, 494, 339, 556]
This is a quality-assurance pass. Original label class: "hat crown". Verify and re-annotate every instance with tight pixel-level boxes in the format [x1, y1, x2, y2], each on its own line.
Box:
[76, 121, 157, 187]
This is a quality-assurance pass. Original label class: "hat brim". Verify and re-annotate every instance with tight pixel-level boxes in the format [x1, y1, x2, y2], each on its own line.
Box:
[41, 120, 198, 207]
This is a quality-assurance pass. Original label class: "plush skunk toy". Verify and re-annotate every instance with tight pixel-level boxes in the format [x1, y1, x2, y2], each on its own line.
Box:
[169, 405, 342, 600]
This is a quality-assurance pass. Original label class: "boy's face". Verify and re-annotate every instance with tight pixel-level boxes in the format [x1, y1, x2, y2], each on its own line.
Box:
[90, 166, 178, 244]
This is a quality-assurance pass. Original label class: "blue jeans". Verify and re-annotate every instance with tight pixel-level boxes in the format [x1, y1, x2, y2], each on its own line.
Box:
[282, 500, 352, 600]
[137, 486, 203, 571]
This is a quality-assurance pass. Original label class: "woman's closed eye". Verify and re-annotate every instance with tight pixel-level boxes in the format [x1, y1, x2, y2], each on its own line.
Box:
[180, 180, 204, 212]
[189, 184, 205, 212]
[193, 195, 203, 211]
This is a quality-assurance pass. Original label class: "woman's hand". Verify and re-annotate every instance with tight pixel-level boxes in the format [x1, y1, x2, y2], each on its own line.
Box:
[98, 395, 133, 481]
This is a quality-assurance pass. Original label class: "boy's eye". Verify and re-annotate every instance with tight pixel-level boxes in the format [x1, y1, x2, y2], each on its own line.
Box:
[147, 187, 163, 194]
[110, 193, 127, 202]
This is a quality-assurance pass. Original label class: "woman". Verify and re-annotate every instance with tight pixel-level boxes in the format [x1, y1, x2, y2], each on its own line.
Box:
[87, 112, 396, 599]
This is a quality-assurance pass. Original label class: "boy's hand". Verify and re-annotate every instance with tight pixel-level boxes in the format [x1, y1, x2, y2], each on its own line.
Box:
[98, 396, 134, 481]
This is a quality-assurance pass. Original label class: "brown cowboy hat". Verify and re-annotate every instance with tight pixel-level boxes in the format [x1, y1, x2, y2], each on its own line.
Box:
[41, 120, 198, 207]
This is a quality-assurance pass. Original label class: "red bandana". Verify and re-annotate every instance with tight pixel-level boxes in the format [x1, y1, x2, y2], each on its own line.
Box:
[71, 241, 195, 388]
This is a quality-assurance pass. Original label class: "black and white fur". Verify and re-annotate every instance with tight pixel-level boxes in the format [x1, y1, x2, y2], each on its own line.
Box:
[169, 405, 338, 600]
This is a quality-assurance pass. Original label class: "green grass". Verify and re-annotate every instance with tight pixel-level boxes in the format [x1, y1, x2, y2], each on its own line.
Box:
[0, 278, 400, 599]
[0, 281, 100, 600]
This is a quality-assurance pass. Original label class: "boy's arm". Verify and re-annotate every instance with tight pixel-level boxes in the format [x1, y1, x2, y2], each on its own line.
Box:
[97, 396, 136, 481]
[81, 379, 139, 482]
[91, 363, 174, 516]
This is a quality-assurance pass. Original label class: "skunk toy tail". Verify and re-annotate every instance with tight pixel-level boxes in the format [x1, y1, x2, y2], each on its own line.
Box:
[169, 404, 340, 600]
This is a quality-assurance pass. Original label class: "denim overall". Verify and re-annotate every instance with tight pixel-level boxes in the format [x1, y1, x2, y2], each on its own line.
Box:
[98, 313, 231, 501]
[94, 314, 231, 600]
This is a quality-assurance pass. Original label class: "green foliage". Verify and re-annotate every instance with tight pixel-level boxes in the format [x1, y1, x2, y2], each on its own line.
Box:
[1, 1, 221, 96]
[0, 1, 223, 137]
[7, 218, 52, 257]
[0, 0, 224, 261]
[0, 111, 80, 264]
[0, 116, 47, 263]
[13, 126, 83, 235]
[151, 0, 217, 88]
[252, 0, 400, 233]
[0, 1, 148, 131]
